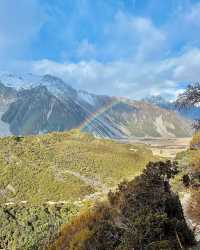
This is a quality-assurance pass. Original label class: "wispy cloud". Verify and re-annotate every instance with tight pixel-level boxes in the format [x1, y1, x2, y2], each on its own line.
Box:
[76, 39, 97, 60]
[103, 11, 166, 61]
[30, 47, 200, 99]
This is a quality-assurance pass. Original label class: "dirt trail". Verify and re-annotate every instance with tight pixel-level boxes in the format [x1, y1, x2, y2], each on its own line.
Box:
[63, 170, 109, 193]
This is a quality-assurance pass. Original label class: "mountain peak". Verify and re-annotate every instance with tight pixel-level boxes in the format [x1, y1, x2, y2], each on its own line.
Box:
[42, 74, 65, 85]
[0, 72, 41, 89]
[144, 95, 168, 105]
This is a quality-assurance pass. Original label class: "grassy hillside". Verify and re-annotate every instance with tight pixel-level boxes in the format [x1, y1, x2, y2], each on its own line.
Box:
[0, 129, 197, 249]
[0, 129, 155, 204]
[0, 129, 157, 249]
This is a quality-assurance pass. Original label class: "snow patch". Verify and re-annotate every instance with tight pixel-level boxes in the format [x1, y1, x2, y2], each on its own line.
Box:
[0, 72, 76, 101]
[47, 101, 55, 120]
[0, 72, 41, 89]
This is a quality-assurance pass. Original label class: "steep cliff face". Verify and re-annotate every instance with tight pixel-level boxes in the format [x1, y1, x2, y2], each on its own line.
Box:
[2, 86, 87, 135]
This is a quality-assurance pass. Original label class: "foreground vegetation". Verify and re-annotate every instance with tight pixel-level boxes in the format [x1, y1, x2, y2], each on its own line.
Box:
[175, 83, 200, 242]
[172, 131, 200, 244]
[0, 130, 157, 249]
[49, 161, 195, 250]
[1, 129, 198, 249]
[190, 131, 200, 149]
[0, 129, 154, 204]
[0, 202, 81, 250]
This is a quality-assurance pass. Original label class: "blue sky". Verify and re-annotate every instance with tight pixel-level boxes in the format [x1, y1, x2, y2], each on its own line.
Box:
[1, 0, 200, 99]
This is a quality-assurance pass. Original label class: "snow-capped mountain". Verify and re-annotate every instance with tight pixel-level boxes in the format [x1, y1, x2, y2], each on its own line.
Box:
[0, 73, 193, 138]
[0, 72, 41, 89]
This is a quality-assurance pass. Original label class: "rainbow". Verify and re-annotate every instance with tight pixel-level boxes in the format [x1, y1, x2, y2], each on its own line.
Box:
[79, 99, 121, 131]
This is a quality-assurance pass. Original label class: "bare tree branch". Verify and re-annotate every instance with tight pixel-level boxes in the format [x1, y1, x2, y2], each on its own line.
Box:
[175, 83, 200, 131]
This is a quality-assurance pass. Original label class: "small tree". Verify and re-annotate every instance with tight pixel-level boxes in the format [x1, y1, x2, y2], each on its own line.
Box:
[176, 83, 200, 130]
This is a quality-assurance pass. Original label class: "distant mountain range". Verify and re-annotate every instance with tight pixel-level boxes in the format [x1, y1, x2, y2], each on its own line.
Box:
[0, 72, 193, 138]
[144, 95, 200, 121]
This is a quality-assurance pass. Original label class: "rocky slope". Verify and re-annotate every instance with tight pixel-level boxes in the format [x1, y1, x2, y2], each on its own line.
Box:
[85, 99, 192, 138]
[0, 72, 193, 138]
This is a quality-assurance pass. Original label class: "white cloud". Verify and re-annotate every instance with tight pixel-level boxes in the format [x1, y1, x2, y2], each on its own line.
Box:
[30, 47, 200, 100]
[128, 16, 166, 60]
[172, 48, 200, 81]
[70, 11, 166, 62]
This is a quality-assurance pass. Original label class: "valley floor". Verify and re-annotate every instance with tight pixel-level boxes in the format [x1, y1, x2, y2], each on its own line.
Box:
[117, 137, 191, 158]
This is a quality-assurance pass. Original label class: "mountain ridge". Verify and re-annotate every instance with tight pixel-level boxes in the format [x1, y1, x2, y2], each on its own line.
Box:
[144, 94, 200, 121]
[0, 73, 193, 138]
